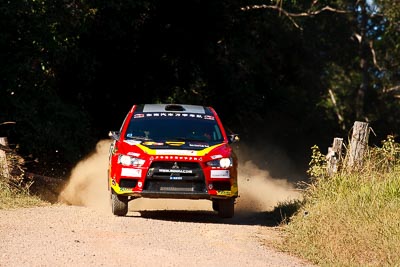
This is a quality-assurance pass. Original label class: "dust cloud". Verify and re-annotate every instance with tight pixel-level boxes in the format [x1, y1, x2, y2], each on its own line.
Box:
[58, 139, 303, 214]
[58, 139, 112, 214]
[235, 160, 301, 213]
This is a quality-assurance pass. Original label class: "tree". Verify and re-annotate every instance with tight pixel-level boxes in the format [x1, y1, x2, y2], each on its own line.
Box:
[0, 0, 96, 175]
[241, 0, 400, 137]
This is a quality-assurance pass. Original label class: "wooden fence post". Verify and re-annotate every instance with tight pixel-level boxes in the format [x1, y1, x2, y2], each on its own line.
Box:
[347, 121, 370, 169]
[326, 137, 343, 176]
[0, 137, 10, 179]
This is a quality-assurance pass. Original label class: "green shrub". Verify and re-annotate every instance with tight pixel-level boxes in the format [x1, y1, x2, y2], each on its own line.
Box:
[281, 136, 400, 266]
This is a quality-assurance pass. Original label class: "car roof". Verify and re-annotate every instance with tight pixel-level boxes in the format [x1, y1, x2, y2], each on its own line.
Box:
[137, 104, 209, 114]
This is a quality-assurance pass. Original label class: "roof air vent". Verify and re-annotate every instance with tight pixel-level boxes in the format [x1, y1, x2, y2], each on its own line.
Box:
[165, 104, 185, 111]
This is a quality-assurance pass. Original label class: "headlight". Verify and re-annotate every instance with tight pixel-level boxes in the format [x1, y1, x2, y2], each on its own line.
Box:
[118, 155, 145, 167]
[219, 158, 232, 168]
[207, 157, 232, 168]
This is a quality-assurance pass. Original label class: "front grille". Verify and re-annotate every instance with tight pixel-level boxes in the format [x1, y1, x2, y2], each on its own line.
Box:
[144, 161, 206, 193]
[145, 180, 206, 192]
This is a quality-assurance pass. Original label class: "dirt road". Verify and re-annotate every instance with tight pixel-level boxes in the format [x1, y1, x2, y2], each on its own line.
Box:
[0, 139, 315, 266]
[0, 203, 314, 267]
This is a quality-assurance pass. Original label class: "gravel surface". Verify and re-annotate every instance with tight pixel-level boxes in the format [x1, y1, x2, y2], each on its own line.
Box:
[0, 204, 315, 267]
[1, 139, 315, 266]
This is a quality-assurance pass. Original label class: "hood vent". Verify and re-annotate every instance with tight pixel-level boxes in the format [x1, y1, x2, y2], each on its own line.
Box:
[165, 104, 185, 111]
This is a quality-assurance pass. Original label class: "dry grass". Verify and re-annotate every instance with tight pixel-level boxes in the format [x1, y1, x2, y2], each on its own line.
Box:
[0, 150, 49, 209]
[280, 136, 400, 266]
[0, 179, 47, 209]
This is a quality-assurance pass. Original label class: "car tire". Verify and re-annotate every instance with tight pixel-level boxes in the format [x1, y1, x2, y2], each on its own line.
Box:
[212, 200, 219, 211]
[217, 199, 235, 218]
[111, 191, 128, 216]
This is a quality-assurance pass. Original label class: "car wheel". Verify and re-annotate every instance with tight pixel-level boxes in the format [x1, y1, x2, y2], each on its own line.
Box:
[111, 191, 128, 216]
[217, 199, 234, 218]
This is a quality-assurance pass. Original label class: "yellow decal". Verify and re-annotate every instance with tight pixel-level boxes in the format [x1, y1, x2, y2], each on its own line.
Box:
[216, 184, 238, 197]
[136, 143, 224, 156]
[142, 141, 157, 146]
[110, 178, 132, 195]
[217, 190, 232, 196]
[165, 141, 185, 146]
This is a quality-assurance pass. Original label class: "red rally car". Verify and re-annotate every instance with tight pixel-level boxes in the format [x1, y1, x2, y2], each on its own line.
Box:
[108, 103, 239, 218]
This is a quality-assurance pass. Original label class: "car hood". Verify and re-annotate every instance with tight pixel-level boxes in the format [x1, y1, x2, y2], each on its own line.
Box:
[118, 139, 232, 159]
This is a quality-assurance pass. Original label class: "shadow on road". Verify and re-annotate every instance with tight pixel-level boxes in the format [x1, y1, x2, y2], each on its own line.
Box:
[132, 207, 296, 227]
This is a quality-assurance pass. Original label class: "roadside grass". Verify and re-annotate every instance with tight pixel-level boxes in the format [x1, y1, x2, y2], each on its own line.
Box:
[0, 178, 46, 209]
[279, 136, 400, 266]
[0, 152, 49, 209]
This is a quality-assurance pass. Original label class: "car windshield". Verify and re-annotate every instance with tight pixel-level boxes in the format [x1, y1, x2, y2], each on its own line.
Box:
[125, 113, 224, 143]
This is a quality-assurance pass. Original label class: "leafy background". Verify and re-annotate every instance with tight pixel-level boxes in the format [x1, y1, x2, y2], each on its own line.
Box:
[1, 0, 399, 178]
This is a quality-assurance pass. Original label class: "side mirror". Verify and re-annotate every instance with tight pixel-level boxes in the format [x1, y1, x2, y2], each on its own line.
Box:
[228, 134, 240, 143]
[108, 131, 120, 140]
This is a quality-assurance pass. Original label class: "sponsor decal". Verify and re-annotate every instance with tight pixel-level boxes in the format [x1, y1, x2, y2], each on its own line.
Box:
[159, 169, 193, 173]
[189, 143, 209, 148]
[133, 113, 214, 120]
[170, 176, 183, 180]
[121, 168, 142, 177]
[217, 190, 232, 195]
[124, 140, 141, 145]
[210, 170, 230, 178]
[120, 187, 131, 191]
[142, 141, 164, 146]
[165, 141, 185, 147]
[154, 155, 201, 161]
[155, 149, 197, 156]
[127, 152, 140, 157]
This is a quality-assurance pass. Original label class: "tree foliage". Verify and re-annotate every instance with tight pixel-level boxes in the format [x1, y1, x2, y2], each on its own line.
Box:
[0, 0, 399, 176]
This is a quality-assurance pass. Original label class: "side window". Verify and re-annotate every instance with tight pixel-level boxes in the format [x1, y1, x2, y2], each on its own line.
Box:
[213, 125, 222, 141]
